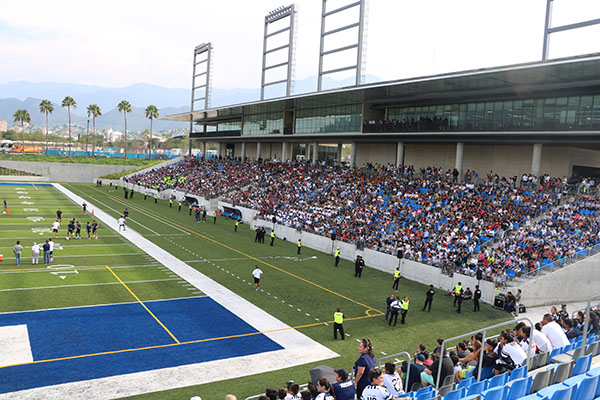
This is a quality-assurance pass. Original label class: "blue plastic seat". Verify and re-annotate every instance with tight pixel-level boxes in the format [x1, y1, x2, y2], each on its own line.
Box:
[481, 385, 508, 400]
[416, 386, 435, 398]
[458, 377, 476, 390]
[508, 376, 532, 400]
[444, 387, 467, 400]
[510, 366, 528, 382]
[574, 375, 599, 400]
[480, 367, 495, 381]
[488, 373, 509, 389]
[573, 354, 593, 377]
[548, 385, 575, 400]
[521, 395, 546, 400]
[469, 381, 488, 396]
[550, 348, 562, 360]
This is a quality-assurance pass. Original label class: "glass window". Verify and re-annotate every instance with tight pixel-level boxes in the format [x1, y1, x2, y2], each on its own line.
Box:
[579, 96, 593, 129]
[242, 112, 283, 136]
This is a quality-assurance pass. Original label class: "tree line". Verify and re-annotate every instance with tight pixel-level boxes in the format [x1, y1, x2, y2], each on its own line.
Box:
[12, 98, 160, 159]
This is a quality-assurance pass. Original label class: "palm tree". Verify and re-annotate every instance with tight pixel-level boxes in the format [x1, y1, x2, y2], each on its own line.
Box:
[61, 96, 77, 158]
[13, 109, 31, 152]
[118, 100, 132, 159]
[87, 104, 102, 157]
[145, 105, 159, 160]
[39, 100, 54, 155]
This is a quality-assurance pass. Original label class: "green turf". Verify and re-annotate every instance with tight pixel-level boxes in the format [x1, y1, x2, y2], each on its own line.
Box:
[0, 182, 512, 398]
[44, 183, 511, 400]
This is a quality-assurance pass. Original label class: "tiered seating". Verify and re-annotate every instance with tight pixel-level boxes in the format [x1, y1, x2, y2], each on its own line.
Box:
[401, 337, 600, 400]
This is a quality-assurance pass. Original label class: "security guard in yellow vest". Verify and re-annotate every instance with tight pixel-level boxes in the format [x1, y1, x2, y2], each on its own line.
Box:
[297, 239, 302, 254]
[188, 203, 193, 215]
[454, 282, 463, 307]
[333, 308, 345, 340]
[392, 267, 401, 290]
[334, 247, 341, 267]
[169, 198, 173, 208]
[178, 201, 182, 212]
[144, 190, 147, 200]
[154, 193, 158, 204]
[270, 231, 275, 246]
[234, 220, 239, 232]
[400, 296, 409, 324]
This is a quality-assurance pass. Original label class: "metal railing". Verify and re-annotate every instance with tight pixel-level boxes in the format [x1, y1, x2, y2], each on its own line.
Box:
[435, 317, 535, 388]
[582, 294, 600, 348]
[376, 351, 412, 393]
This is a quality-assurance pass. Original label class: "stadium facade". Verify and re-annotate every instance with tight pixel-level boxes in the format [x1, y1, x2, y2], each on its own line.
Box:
[165, 53, 600, 179]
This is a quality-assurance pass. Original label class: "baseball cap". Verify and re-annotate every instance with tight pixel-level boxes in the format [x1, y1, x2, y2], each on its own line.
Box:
[416, 354, 426, 362]
[335, 368, 349, 381]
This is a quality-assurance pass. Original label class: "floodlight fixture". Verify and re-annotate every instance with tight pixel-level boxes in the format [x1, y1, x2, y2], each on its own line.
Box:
[317, 0, 369, 91]
[542, 0, 600, 60]
[261, 4, 297, 99]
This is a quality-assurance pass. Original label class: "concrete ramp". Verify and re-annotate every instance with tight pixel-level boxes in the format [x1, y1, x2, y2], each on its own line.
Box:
[517, 252, 600, 307]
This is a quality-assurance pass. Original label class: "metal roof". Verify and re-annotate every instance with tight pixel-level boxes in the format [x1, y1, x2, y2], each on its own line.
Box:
[163, 52, 600, 123]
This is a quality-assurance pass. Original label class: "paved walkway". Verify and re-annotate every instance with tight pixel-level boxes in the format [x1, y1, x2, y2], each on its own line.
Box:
[5, 184, 338, 400]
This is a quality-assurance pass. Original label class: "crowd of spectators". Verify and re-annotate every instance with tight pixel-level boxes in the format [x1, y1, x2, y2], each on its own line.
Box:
[363, 117, 451, 133]
[125, 158, 262, 199]
[246, 302, 600, 399]
[128, 157, 598, 283]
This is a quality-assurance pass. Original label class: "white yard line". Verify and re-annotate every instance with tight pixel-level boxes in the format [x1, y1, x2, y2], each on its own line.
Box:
[0, 278, 181, 292]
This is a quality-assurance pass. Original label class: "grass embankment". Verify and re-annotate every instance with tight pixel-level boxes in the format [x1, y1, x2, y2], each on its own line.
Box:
[0, 153, 161, 167]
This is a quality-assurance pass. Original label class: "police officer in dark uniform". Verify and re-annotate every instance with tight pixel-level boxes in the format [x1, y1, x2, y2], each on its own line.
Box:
[423, 284, 435, 312]
[473, 285, 481, 312]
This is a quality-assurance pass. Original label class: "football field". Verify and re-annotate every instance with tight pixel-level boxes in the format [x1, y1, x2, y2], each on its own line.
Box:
[0, 182, 510, 399]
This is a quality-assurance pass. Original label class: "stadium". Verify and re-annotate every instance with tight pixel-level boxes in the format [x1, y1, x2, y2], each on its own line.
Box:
[1, 1, 600, 399]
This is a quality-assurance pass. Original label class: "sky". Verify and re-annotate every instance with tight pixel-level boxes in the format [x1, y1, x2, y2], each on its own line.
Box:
[0, 0, 599, 91]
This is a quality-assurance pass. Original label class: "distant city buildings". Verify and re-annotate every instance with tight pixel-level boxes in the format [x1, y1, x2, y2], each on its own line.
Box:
[0, 120, 7, 132]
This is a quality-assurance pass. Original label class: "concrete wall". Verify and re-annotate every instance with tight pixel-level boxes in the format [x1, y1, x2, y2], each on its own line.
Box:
[0, 160, 137, 183]
[355, 143, 398, 167]
[228, 207, 498, 304]
[123, 156, 184, 179]
[571, 147, 600, 169]
[0, 175, 49, 182]
[517, 252, 600, 307]
[404, 143, 457, 170]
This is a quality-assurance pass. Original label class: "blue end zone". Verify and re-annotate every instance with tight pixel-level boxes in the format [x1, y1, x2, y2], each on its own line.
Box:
[0, 182, 53, 187]
[0, 297, 283, 393]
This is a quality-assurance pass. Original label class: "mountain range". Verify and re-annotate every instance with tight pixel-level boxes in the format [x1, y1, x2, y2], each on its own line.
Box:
[0, 75, 380, 132]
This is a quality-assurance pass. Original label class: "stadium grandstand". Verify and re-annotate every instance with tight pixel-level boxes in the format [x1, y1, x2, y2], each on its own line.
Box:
[164, 53, 600, 181]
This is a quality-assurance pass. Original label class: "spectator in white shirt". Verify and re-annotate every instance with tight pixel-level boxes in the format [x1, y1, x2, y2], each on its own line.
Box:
[541, 314, 570, 349]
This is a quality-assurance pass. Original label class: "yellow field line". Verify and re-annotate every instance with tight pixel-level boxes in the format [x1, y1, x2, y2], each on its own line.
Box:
[0, 311, 383, 370]
[32, 184, 38, 191]
[93, 187, 378, 313]
[105, 265, 180, 344]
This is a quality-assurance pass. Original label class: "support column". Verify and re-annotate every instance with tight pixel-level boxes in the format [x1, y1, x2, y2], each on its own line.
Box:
[217, 142, 222, 158]
[281, 141, 287, 162]
[455, 142, 464, 183]
[337, 144, 343, 163]
[306, 143, 311, 160]
[350, 141, 357, 167]
[241, 142, 246, 162]
[256, 142, 262, 160]
[202, 141, 207, 159]
[396, 141, 405, 166]
[531, 143, 543, 176]
[312, 141, 318, 163]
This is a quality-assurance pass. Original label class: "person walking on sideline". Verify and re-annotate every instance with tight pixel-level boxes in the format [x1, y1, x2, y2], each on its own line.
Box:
[82, 202, 87, 214]
[423, 285, 435, 312]
[334, 247, 341, 267]
[270, 230, 275, 246]
[392, 267, 400, 290]
[31, 242, 40, 264]
[297, 239, 302, 254]
[51, 219, 60, 238]
[3, 199, 6, 214]
[13, 241, 23, 266]
[333, 308, 345, 340]
[234, 220, 239, 232]
[118, 216, 126, 232]
[252, 265, 263, 291]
